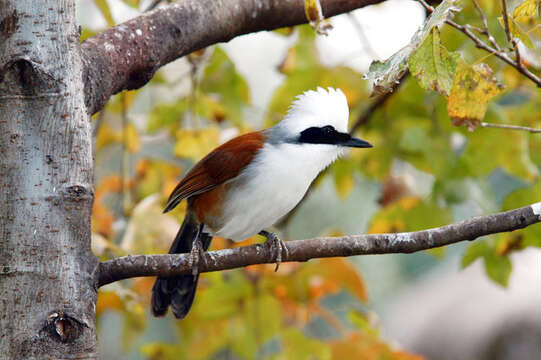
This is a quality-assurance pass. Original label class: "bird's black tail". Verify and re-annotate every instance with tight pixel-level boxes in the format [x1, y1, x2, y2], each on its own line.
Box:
[151, 215, 212, 319]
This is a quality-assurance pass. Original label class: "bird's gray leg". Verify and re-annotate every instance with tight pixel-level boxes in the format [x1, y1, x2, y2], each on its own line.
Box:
[189, 224, 206, 277]
[259, 230, 288, 272]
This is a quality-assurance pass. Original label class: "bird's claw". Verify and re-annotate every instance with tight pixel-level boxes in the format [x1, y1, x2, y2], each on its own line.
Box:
[262, 232, 288, 272]
[189, 239, 206, 277]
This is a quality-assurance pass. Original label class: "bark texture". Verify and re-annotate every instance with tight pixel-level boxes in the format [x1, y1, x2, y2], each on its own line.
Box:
[98, 203, 541, 287]
[81, 0, 384, 115]
[0, 1, 98, 358]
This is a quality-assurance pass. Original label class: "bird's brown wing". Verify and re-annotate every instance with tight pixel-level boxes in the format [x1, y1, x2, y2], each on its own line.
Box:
[163, 131, 265, 213]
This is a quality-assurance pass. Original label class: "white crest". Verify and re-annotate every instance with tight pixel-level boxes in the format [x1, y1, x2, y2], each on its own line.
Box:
[275, 87, 350, 135]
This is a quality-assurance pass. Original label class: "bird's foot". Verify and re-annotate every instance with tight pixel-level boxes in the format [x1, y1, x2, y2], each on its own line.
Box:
[188, 238, 206, 277]
[259, 230, 288, 272]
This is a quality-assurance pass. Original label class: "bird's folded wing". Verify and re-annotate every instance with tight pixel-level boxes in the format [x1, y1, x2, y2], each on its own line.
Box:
[163, 131, 264, 213]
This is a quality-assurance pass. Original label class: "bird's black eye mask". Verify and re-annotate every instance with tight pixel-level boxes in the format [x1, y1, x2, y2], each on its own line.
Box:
[297, 125, 373, 148]
[298, 125, 348, 145]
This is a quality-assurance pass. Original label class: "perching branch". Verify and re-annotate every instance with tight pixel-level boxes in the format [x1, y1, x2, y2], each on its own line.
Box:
[81, 0, 385, 115]
[97, 202, 541, 287]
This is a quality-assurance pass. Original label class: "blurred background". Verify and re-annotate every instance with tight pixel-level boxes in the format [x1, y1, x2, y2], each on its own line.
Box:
[78, 0, 541, 358]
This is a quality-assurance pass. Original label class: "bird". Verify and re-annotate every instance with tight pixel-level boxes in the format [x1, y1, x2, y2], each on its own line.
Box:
[151, 87, 372, 319]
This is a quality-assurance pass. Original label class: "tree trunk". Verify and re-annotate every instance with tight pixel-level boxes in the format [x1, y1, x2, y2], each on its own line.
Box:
[0, 1, 98, 358]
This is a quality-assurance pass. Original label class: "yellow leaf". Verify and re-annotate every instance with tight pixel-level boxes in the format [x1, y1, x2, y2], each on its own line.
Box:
[426, 246, 445, 258]
[92, 175, 122, 237]
[94, 0, 115, 27]
[106, 90, 138, 114]
[368, 219, 392, 234]
[497, 16, 534, 48]
[304, 0, 333, 35]
[513, 0, 537, 19]
[304, 0, 323, 23]
[174, 127, 220, 160]
[141, 343, 185, 360]
[331, 332, 425, 360]
[95, 124, 121, 151]
[318, 258, 368, 302]
[398, 196, 421, 210]
[96, 291, 123, 316]
[279, 47, 297, 74]
[447, 62, 504, 131]
[333, 160, 355, 199]
[123, 122, 140, 153]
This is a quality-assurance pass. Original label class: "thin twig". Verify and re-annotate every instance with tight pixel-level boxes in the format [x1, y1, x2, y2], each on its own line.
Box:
[144, 0, 162, 12]
[350, 72, 408, 134]
[471, 0, 489, 34]
[501, 0, 513, 44]
[91, 110, 105, 138]
[416, 0, 432, 12]
[416, 0, 541, 87]
[467, 24, 486, 34]
[120, 93, 132, 216]
[97, 203, 541, 287]
[471, 0, 502, 51]
[481, 122, 541, 133]
[447, 19, 541, 85]
[347, 13, 378, 60]
[500, 0, 524, 70]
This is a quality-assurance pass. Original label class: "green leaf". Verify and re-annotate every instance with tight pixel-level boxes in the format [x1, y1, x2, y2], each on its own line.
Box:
[95, 0, 115, 27]
[80, 28, 98, 42]
[147, 100, 188, 133]
[462, 241, 489, 268]
[398, 126, 430, 153]
[511, 19, 534, 49]
[484, 251, 512, 286]
[368, 198, 452, 234]
[332, 159, 356, 199]
[278, 25, 319, 75]
[140, 343, 186, 360]
[365, 0, 461, 95]
[462, 240, 512, 287]
[229, 295, 283, 359]
[348, 311, 379, 337]
[122, 303, 146, 351]
[409, 28, 460, 96]
[280, 328, 331, 360]
[502, 179, 541, 248]
[122, 0, 140, 9]
[192, 271, 253, 320]
[200, 46, 250, 125]
[447, 62, 504, 130]
[497, 16, 534, 48]
[459, 112, 538, 180]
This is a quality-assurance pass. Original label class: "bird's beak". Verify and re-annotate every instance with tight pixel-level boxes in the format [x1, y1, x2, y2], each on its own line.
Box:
[339, 135, 373, 148]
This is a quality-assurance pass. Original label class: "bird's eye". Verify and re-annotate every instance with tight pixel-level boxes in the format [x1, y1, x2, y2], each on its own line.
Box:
[322, 125, 335, 135]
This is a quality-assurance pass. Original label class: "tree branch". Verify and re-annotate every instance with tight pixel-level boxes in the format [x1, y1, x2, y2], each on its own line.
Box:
[81, 0, 385, 115]
[97, 202, 541, 287]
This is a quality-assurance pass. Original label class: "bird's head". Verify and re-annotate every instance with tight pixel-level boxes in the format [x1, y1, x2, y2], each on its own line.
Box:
[273, 87, 373, 149]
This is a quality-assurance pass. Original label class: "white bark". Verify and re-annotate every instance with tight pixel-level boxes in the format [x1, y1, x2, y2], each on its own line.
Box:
[0, 1, 98, 358]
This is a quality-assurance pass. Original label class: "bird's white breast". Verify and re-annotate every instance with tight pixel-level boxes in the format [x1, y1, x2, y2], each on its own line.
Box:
[212, 142, 342, 241]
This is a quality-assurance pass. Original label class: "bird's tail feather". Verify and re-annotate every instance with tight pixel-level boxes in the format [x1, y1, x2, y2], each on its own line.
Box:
[151, 214, 212, 319]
